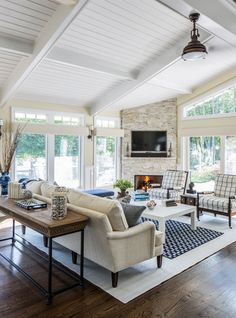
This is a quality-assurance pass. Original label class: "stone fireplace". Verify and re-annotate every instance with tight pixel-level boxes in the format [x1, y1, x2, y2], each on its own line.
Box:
[121, 98, 177, 183]
[134, 175, 163, 190]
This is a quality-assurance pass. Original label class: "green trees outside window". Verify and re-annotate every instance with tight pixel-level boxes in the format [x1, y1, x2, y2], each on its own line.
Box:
[189, 136, 221, 189]
[185, 86, 236, 118]
[15, 134, 47, 180]
[96, 136, 117, 186]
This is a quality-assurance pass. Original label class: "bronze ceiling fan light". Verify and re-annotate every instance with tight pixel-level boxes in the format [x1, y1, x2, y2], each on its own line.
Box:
[182, 12, 208, 61]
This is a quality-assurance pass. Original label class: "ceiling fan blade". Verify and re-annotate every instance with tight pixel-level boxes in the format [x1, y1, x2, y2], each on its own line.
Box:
[54, 0, 77, 5]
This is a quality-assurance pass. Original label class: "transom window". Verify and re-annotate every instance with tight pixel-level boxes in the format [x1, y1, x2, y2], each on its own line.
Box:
[184, 84, 236, 118]
[13, 108, 84, 126]
[95, 117, 120, 128]
[15, 112, 47, 123]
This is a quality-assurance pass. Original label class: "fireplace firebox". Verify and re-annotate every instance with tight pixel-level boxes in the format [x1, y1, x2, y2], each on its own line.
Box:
[134, 175, 163, 191]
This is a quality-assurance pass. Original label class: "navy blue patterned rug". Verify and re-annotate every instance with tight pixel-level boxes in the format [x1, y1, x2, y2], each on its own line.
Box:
[141, 217, 223, 259]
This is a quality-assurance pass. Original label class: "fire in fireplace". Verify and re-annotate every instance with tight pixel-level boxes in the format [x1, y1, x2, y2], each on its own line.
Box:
[134, 175, 163, 191]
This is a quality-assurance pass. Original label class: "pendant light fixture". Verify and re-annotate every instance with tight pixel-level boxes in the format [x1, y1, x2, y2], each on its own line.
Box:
[182, 12, 208, 61]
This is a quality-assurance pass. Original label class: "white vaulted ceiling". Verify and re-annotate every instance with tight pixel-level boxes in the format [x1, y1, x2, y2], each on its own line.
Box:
[0, 0, 236, 113]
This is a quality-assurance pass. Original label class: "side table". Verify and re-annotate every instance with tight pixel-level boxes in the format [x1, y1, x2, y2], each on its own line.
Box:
[0, 197, 88, 304]
[180, 193, 197, 206]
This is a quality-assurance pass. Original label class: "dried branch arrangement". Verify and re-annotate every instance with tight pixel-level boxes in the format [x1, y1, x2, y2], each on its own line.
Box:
[0, 121, 25, 173]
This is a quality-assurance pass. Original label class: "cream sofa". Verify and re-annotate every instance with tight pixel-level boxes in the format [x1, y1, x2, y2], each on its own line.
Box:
[26, 181, 164, 287]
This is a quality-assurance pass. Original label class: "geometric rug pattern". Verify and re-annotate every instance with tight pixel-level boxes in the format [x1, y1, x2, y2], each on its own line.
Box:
[141, 218, 223, 259]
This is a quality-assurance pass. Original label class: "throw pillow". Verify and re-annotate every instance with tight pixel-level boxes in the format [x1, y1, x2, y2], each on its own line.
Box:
[121, 203, 146, 227]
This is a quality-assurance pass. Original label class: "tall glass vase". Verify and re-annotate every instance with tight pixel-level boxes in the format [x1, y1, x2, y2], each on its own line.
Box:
[0, 172, 11, 196]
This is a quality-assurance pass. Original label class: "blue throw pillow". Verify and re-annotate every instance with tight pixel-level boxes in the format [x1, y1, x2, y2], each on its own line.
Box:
[121, 203, 146, 227]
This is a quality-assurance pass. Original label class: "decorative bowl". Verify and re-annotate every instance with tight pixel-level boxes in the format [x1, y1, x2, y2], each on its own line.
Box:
[146, 200, 157, 210]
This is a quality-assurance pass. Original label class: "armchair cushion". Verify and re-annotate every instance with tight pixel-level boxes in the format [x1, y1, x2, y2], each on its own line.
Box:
[214, 174, 236, 198]
[199, 195, 236, 213]
[41, 182, 57, 198]
[151, 188, 183, 199]
[162, 170, 186, 189]
[120, 203, 146, 227]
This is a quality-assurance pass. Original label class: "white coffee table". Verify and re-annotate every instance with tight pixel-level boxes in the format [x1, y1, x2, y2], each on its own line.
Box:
[133, 201, 197, 241]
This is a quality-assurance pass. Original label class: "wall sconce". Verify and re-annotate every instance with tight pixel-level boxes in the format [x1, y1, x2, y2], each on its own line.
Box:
[87, 125, 94, 140]
[0, 119, 3, 138]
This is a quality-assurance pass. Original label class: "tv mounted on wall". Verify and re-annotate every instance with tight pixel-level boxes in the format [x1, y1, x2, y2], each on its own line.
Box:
[131, 130, 167, 157]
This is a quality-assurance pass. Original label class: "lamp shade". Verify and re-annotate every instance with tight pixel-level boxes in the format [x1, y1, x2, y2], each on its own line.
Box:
[182, 38, 208, 61]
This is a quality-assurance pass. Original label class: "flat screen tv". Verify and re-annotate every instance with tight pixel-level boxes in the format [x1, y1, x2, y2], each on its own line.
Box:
[131, 130, 167, 157]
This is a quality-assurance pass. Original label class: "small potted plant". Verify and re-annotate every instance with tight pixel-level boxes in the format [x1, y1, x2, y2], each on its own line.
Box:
[113, 179, 133, 199]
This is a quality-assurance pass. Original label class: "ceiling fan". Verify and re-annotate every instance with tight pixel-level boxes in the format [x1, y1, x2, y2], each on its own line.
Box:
[54, 0, 77, 5]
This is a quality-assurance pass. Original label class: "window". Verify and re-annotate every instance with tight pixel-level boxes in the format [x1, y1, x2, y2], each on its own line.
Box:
[54, 135, 81, 188]
[184, 84, 236, 118]
[15, 134, 47, 180]
[189, 136, 221, 191]
[94, 117, 120, 187]
[95, 136, 117, 187]
[15, 112, 47, 123]
[225, 136, 236, 175]
[186, 135, 236, 191]
[13, 108, 84, 188]
[13, 108, 84, 126]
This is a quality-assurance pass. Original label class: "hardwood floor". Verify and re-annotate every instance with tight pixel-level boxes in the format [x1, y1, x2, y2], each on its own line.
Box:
[1, 225, 236, 318]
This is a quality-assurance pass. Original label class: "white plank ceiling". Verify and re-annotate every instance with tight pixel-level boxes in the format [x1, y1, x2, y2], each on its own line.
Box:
[0, 0, 236, 112]
[0, 50, 25, 87]
[16, 59, 127, 105]
[0, 0, 58, 41]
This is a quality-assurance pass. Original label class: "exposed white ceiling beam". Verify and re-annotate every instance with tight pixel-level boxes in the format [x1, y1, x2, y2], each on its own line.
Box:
[0, 0, 90, 108]
[158, 0, 236, 47]
[148, 79, 192, 94]
[47, 47, 134, 80]
[0, 35, 33, 56]
[90, 33, 212, 115]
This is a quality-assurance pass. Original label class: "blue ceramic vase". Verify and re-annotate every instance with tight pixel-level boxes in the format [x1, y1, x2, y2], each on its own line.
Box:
[0, 172, 11, 196]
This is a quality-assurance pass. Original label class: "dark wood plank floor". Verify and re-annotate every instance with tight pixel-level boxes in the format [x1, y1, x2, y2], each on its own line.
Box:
[1, 226, 236, 318]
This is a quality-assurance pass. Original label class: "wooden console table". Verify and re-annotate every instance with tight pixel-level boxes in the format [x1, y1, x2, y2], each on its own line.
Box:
[0, 197, 88, 304]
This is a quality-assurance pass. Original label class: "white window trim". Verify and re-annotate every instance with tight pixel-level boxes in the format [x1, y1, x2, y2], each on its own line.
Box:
[181, 77, 236, 120]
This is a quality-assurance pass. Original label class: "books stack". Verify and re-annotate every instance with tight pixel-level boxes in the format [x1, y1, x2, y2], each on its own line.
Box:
[133, 191, 149, 201]
[15, 199, 47, 210]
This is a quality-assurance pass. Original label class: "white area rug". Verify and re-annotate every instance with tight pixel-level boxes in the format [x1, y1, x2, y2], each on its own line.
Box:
[13, 215, 236, 303]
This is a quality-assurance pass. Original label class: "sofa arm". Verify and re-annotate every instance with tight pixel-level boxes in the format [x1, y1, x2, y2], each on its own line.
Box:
[106, 221, 161, 272]
[107, 221, 155, 240]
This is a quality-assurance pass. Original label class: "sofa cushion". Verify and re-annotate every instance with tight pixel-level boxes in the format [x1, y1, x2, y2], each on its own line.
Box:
[68, 189, 128, 231]
[41, 182, 58, 198]
[121, 202, 146, 227]
[26, 180, 45, 195]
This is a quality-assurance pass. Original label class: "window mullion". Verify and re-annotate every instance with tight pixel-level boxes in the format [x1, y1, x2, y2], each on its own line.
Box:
[220, 136, 225, 174]
[47, 134, 54, 183]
